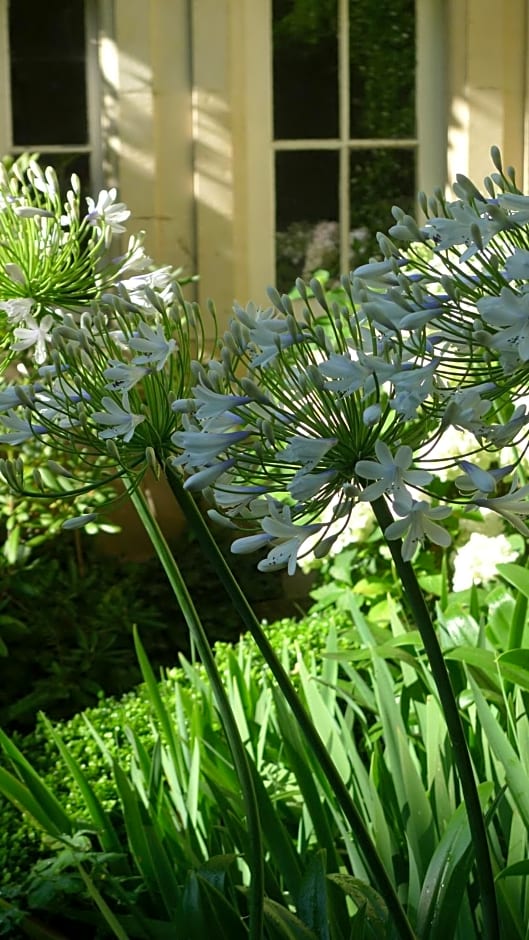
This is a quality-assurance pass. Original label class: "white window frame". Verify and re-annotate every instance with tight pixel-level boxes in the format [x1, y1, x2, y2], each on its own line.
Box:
[273, 0, 411, 278]
[192, 0, 448, 317]
[271, 0, 448, 283]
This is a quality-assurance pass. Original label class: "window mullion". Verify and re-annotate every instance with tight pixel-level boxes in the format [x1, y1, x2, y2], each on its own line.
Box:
[0, 0, 12, 152]
[86, 0, 103, 191]
[338, 0, 350, 277]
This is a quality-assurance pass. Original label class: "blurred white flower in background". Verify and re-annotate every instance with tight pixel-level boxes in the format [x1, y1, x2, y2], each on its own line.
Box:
[299, 498, 376, 570]
[452, 531, 519, 592]
[425, 427, 494, 481]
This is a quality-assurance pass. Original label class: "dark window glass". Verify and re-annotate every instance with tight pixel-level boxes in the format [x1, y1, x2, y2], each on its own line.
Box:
[275, 150, 339, 292]
[349, 148, 416, 266]
[38, 151, 91, 197]
[273, 0, 338, 140]
[9, 0, 87, 145]
[349, 0, 415, 138]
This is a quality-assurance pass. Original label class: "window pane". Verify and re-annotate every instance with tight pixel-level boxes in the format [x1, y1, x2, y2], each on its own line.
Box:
[37, 152, 91, 197]
[273, 0, 339, 140]
[349, 0, 415, 139]
[275, 150, 339, 292]
[9, 0, 87, 145]
[349, 148, 416, 267]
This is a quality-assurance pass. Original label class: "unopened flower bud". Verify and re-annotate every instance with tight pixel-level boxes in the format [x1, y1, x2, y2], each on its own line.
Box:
[454, 174, 486, 203]
[62, 513, 98, 530]
[417, 191, 428, 217]
[240, 377, 270, 404]
[484, 175, 496, 198]
[490, 145, 503, 173]
[15, 386, 34, 408]
[5, 262, 25, 285]
[13, 206, 54, 219]
[266, 286, 286, 312]
[145, 446, 160, 477]
[295, 278, 310, 303]
[47, 460, 74, 478]
[363, 403, 382, 426]
[376, 233, 398, 259]
[105, 438, 121, 461]
[190, 360, 207, 382]
[260, 419, 275, 446]
[309, 277, 329, 312]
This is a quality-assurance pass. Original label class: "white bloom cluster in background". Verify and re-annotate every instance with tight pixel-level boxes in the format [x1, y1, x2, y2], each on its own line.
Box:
[298, 499, 376, 570]
[452, 532, 519, 592]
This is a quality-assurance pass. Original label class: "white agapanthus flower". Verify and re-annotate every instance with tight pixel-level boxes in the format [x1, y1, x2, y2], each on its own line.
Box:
[85, 188, 130, 235]
[356, 441, 433, 501]
[128, 321, 178, 371]
[0, 297, 35, 322]
[103, 360, 148, 393]
[232, 500, 323, 576]
[0, 411, 46, 444]
[92, 395, 145, 443]
[12, 315, 54, 363]
[477, 288, 529, 363]
[385, 494, 452, 562]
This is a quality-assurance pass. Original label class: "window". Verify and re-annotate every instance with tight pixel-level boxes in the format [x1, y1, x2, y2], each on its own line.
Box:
[0, 0, 102, 192]
[273, 0, 417, 292]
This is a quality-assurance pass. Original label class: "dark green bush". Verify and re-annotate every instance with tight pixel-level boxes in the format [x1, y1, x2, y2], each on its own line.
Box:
[0, 606, 349, 904]
[0, 524, 302, 731]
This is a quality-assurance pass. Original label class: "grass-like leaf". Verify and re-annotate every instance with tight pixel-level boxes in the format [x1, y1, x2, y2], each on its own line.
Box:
[415, 783, 493, 940]
[0, 729, 73, 837]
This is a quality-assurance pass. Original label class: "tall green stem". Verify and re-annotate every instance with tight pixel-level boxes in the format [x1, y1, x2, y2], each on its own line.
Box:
[165, 464, 416, 940]
[371, 496, 500, 940]
[127, 483, 264, 940]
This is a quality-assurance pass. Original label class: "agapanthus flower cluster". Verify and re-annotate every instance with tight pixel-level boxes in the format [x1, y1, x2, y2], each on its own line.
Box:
[357, 146, 529, 399]
[165, 149, 529, 572]
[0, 281, 210, 523]
[0, 156, 166, 370]
[3, 148, 529, 574]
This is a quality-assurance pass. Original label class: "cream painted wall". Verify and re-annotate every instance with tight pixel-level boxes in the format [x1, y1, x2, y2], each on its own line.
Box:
[112, 0, 195, 278]
[110, 0, 529, 329]
[112, 0, 273, 327]
[447, 0, 527, 191]
[191, 0, 274, 321]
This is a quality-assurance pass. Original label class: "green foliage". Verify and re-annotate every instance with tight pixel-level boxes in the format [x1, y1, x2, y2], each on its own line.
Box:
[0, 440, 120, 567]
[2, 578, 529, 937]
[0, 526, 292, 731]
[0, 607, 348, 906]
[307, 494, 527, 631]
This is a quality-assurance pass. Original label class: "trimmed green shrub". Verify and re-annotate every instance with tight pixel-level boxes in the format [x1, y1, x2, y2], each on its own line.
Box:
[0, 606, 349, 900]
